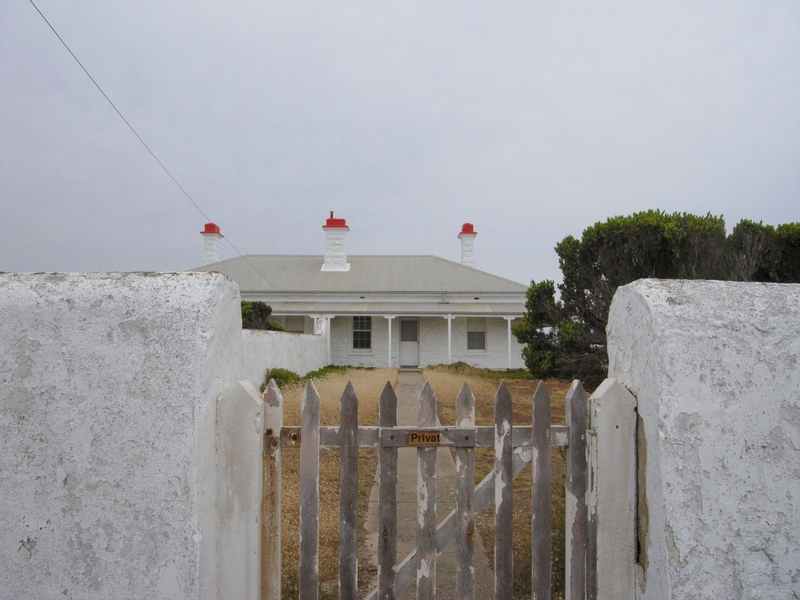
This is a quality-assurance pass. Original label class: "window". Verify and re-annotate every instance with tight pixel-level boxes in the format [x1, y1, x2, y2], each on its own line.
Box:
[353, 316, 372, 350]
[284, 316, 305, 332]
[400, 320, 418, 342]
[466, 317, 486, 350]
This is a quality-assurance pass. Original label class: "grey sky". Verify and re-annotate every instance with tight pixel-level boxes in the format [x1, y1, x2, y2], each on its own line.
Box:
[1, 1, 798, 286]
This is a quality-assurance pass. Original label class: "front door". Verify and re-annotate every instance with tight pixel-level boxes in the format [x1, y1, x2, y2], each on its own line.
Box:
[399, 319, 419, 367]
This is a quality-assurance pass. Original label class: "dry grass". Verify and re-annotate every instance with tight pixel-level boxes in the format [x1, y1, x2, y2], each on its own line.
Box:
[423, 365, 573, 600]
[278, 368, 398, 599]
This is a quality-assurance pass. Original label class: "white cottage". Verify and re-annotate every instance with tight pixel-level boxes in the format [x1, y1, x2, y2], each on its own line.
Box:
[194, 216, 528, 369]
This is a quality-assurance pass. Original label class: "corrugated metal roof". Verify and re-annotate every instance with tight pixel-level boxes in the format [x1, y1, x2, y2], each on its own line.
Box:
[193, 255, 528, 294]
[266, 301, 525, 316]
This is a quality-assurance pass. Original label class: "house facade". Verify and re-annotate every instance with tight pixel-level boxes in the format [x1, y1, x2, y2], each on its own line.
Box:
[194, 216, 528, 369]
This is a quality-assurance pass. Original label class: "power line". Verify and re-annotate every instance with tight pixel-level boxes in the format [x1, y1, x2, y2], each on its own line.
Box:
[28, 0, 292, 301]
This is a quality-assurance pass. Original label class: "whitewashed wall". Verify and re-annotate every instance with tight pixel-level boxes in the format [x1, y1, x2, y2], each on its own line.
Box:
[330, 315, 525, 368]
[241, 329, 328, 385]
[0, 272, 251, 600]
[607, 279, 800, 600]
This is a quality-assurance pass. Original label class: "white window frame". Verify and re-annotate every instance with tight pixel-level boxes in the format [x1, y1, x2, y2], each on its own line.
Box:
[466, 317, 487, 352]
[352, 316, 373, 353]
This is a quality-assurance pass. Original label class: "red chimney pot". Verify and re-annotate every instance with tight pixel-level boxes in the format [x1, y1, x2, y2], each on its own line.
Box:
[323, 217, 348, 228]
[201, 222, 222, 235]
[460, 223, 476, 235]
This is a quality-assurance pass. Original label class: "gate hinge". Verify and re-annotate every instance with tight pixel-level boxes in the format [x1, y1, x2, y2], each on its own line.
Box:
[264, 428, 279, 457]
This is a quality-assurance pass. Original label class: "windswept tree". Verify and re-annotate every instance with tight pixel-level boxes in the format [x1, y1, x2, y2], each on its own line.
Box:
[513, 211, 799, 387]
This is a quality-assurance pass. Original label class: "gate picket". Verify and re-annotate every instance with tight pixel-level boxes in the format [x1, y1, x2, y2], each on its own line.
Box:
[566, 380, 592, 600]
[531, 381, 552, 600]
[338, 382, 359, 599]
[417, 381, 438, 599]
[494, 381, 514, 599]
[299, 381, 321, 600]
[262, 380, 283, 600]
[454, 382, 476, 599]
[378, 382, 399, 600]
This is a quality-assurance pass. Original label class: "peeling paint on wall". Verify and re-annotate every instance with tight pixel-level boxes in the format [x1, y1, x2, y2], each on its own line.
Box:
[608, 279, 800, 600]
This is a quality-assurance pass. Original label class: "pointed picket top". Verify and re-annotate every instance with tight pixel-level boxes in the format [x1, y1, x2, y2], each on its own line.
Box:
[380, 381, 398, 427]
[532, 379, 549, 405]
[419, 381, 437, 427]
[494, 381, 513, 441]
[456, 382, 475, 429]
[565, 379, 587, 409]
[302, 379, 321, 410]
[341, 379, 358, 407]
[264, 378, 283, 407]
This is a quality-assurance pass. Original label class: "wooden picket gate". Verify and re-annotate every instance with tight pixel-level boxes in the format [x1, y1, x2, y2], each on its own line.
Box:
[261, 378, 596, 600]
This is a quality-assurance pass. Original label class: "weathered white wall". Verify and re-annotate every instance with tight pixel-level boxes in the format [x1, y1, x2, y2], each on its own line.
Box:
[0, 272, 245, 600]
[241, 328, 328, 384]
[330, 315, 525, 369]
[607, 279, 800, 600]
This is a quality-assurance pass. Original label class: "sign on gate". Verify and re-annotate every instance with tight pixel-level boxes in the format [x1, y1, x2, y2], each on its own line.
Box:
[407, 430, 441, 445]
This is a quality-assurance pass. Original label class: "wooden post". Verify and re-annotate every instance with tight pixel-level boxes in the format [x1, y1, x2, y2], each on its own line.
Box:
[565, 380, 590, 600]
[455, 382, 476, 599]
[262, 380, 283, 600]
[531, 381, 552, 600]
[417, 381, 437, 599]
[378, 381, 399, 600]
[589, 379, 637, 600]
[339, 382, 359, 599]
[299, 381, 321, 600]
[494, 381, 513, 600]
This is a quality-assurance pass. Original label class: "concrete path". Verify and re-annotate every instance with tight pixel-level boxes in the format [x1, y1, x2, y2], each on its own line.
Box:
[365, 371, 494, 599]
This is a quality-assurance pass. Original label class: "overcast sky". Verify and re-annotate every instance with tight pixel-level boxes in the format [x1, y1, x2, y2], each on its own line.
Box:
[1, 1, 798, 286]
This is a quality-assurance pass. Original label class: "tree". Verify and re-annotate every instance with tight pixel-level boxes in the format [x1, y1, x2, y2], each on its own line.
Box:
[241, 301, 284, 331]
[726, 219, 775, 282]
[513, 211, 797, 388]
[772, 223, 800, 283]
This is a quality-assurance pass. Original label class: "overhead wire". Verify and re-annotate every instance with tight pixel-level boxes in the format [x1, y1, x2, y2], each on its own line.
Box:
[28, 0, 293, 301]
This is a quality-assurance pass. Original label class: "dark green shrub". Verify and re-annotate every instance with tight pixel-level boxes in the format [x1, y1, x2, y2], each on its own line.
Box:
[260, 367, 302, 392]
[514, 211, 799, 385]
[241, 301, 284, 330]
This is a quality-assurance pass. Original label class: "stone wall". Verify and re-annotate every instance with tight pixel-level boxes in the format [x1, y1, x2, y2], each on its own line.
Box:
[0, 272, 247, 600]
[607, 279, 800, 600]
[241, 328, 328, 385]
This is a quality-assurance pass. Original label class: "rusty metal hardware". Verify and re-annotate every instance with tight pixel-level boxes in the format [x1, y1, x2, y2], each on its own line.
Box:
[264, 427, 280, 457]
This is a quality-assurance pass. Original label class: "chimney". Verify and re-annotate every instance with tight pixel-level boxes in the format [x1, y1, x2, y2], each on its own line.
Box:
[201, 222, 223, 265]
[458, 223, 477, 268]
[321, 212, 350, 272]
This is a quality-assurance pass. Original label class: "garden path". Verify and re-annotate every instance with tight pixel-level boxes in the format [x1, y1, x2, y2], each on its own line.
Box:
[364, 370, 494, 599]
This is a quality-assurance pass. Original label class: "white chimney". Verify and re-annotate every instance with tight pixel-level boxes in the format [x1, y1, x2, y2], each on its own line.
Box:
[321, 212, 350, 272]
[458, 223, 477, 268]
[201, 222, 223, 265]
